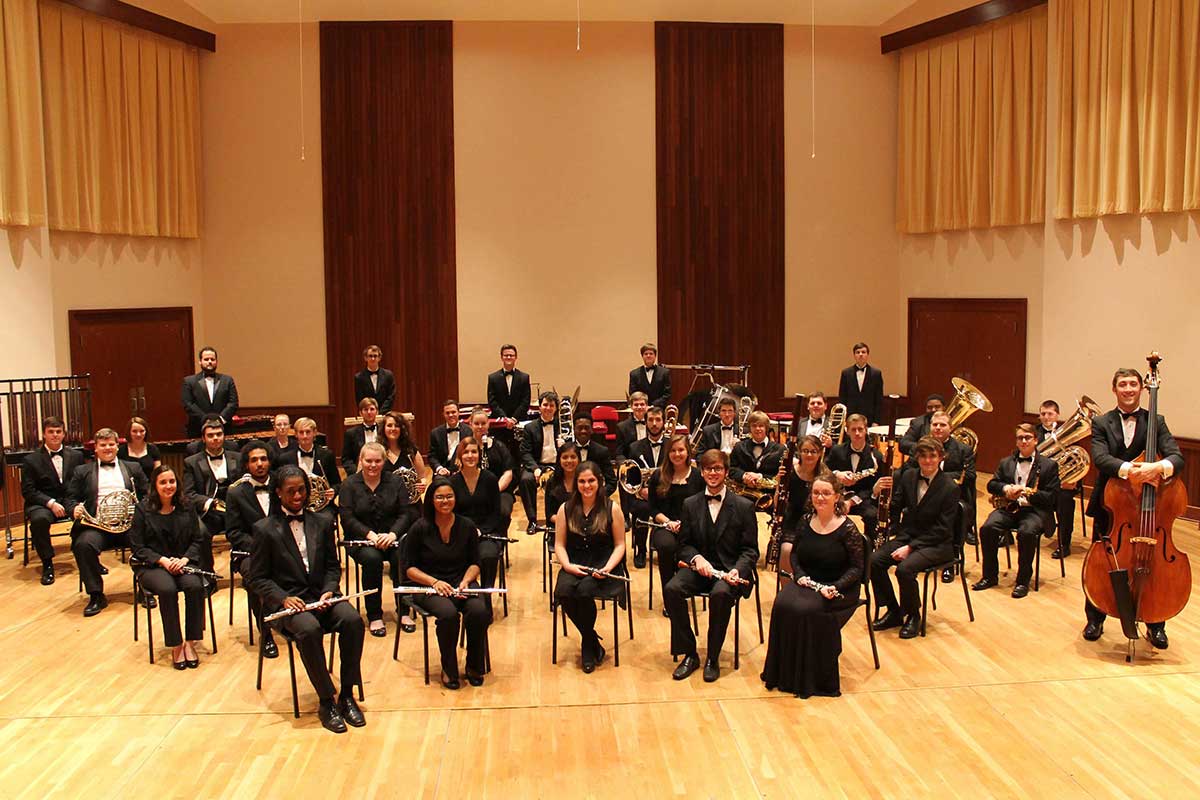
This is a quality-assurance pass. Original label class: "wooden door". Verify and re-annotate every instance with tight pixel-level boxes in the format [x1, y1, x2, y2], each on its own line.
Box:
[68, 308, 195, 438]
[907, 299, 1027, 469]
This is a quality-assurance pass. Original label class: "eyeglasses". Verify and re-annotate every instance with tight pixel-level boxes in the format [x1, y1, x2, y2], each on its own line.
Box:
[701, 465, 726, 473]
[432, 494, 455, 502]
[1016, 435, 1035, 441]
[811, 490, 835, 497]
[799, 449, 821, 456]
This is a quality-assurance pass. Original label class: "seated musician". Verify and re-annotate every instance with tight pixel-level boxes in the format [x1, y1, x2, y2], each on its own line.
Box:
[69, 428, 149, 617]
[777, 436, 825, 570]
[181, 346, 239, 437]
[341, 397, 381, 474]
[697, 397, 740, 454]
[339, 443, 417, 638]
[429, 399, 471, 477]
[354, 344, 396, 414]
[898, 394, 945, 456]
[183, 418, 244, 575]
[450, 437, 505, 593]
[381, 411, 427, 634]
[518, 391, 562, 531]
[553, 461, 628, 673]
[869, 436, 958, 639]
[486, 343, 531, 429]
[185, 414, 240, 456]
[972, 424, 1060, 599]
[614, 391, 649, 459]
[825, 414, 885, 533]
[277, 417, 340, 507]
[799, 393, 834, 447]
[545, 442, 580, 520]
[20, 415, 85, 586]
[225, 440, 279, 657]
[248, 467, 365, 733]
[665, 449, 759, 683]
[266, 413, 296, 464]
[837, 342, 884, 425]
[573, 414, 616, 493]
[468, 409, 516, 533]
[130, 465, 206, 669]
[403, 478, 491, 689]
[729, 411, 785, 493]
[901, 409, 976, 571]
[628, 343, 671, 410]
[118, 416, 162, 477]
[761, 472, 863, 698]
[623, 405, 668, 568]
[1037, 399, 1077, 559]
[648, 434, 704, 609]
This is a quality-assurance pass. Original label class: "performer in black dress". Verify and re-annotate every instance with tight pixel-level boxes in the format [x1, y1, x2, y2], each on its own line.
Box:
[381, 411, 427, 633]
[552, 462, 628, 673]
[545, 442, 580, 519]
[450, 437, 505, 591]
[761, 472, 863, 698]
[647, 434, 704, 608]
[118, 416, 162, 477]
[778, 435, 825, 571]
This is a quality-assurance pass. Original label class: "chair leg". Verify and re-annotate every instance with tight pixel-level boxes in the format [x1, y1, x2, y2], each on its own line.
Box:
[647, 544, 655, 610]
[392, 615, 402, 661]
[327, 632, 337, 673]
[133, 574, 140, 642]
[612, 599, 620, 667]
[147, 597, 155, 664]
[256, 625, 266, 690]
[689, 596, 699, 635]
[1004, 542, 1012, 569]
[247, 598, 255, 646]
[959, 559, 975, 622]
[287, 640, 300, 719]
[753, 577, 764, 644]
[864, 601, 880, 669]
[733, 597, 741, 670]
[1034, 543, 1041, 592]
[551, 600, 558, 665]
[626, 584, 634, 641]
[228, 569, 235, 626]
[422, 616, 431, 685]
[207, 590, 218, 653]
[499, 556, 509, 618]
[920, 572, 931, 637]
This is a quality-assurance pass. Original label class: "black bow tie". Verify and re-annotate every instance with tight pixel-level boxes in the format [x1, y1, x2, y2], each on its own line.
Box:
[707, 494, 723, 503]
[1121, 410, 1140, 421]
[254, 485, 271, 494]
[1016, 456, 1033, 463]
[299, 450, 315, 459]
[721, 425, 734, 431]
[363, 424, 376, 432]
[367, 370, 378, 376]
[208, 453, 224, 462]
[503, 370, 514, 377]
[286, 514, 304, 523]
[857, 367, 866, 372]
[49, 450, 62, 458]
[99, 462, 117, 469]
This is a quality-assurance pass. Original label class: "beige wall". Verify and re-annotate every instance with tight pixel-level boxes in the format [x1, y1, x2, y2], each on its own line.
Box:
[0, 229, 57, 376]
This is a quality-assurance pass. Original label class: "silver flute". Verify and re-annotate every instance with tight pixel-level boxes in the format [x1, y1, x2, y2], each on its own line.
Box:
[576, 565, 631, 582]
[479, 534, 519, 543]
[263, 589, 378, 622]
[231, 550, 251, 559]
[676, 560, 749, 586]
[340, 538, 399, 548]
[393, 586, 508, 597]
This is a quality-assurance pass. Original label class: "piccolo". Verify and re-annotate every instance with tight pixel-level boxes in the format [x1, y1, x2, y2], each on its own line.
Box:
[780, 570, 843, 598]
[576, 565, 631, 582]
[340, 539, 399, 548]
[676, 560, 749, 586]
[393, 586, 508, 597]
[263, 589, 378, 622]
[480, 534, 519, 543]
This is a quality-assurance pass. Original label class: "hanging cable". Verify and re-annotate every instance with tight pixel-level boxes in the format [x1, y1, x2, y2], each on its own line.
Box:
[298, 0, 306, 161]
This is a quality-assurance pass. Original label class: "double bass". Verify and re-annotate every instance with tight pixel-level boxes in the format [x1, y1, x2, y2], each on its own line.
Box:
[1081, 352, 1190, 660]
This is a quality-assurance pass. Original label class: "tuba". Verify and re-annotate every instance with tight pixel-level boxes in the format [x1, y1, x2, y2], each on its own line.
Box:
[1037, 395, 1101, 485]
[945, 376, 993, 454]
[1054, 445, 1091, 485]
[80, 490, 137, 534]
[306, 473, 332, 512]
[824, 403, 847, 447]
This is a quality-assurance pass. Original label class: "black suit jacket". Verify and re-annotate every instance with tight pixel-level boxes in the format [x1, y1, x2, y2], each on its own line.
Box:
[181, 372, 239, 436]
[890, 469, 958, 550]
[677, 490, 759, 596]
[519, 418, 563, 471]
[354, 368, 396, 414]
[21, 446, 86, 510]
[987, 453, 1061, 514]
[337, 471, 416, 539]
[183, 450, 245, 519]
[575, 439, 616, 493]
[266, 437, 297, 465]
[67, 459, 149, 517]
[487, 369, 531, 420]
[698, 422, 740, 454]
[429, 423, 472, 473]
[628, 365, 671, 409]
[341, 424, 382, 474]
[627, 437, 669, 471]
[273, 446, 342, 489]
[130, 503, 204, 564]
[838, 364, 884, 424]
[1086, 408, 1184, 519]
[902, 436, 975, 488]
[225, 478, 279, 553]
[248, 510, 341, 610]
[615, 416, 648, 459]
[898, 413, 932, 456]
[728, 439, 786, 483]
[825, 442, 886, 503]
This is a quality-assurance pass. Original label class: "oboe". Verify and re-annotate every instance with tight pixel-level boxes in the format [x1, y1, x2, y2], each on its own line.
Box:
[780, 570, 842, 598]
[181, 565, 223, 581]
[676, 560, 749, 586]
[263, 589, 378, 622]
[576, 565, 631, 582]
[393, 586, 508, 597]
[635, 518, 673, 531]
[340, 539, 399, 548]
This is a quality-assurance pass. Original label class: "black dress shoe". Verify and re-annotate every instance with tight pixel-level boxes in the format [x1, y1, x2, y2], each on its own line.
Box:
[99, 565, 109, 575]
[581, 646, 597, 674]
[368, 622, 387, 638]
[173, 659, 187, 671]
[965, 530, 978, 546]
[186, 658, 199, 669]
[1082, 621, 1103, 641]
[633, 553, 646, 569]
[83, 593, 108, 617]
[661, 608, 670, 618]
[971, 578, 997, 592]
[465, 671, 485, 687]
[262, 634, 279, 659]
[441, 672, 461, 690]
[137, 590, 157, 609]
[318, 701, 348, 734]
[899, 616, 921, 639]
[1147, 627, 1169, 650]
[339, 695, 366, 727]
[941, 568, 955, 584]
[526, 521, 538, 535]
[702, 659, 720, 683]
[1011, 584, 1030, 599]
[872, 609, 904, 631]
[1051, 547, 1071, 559]
[41, 563, 55, 586]
[672, 654, 701, 680]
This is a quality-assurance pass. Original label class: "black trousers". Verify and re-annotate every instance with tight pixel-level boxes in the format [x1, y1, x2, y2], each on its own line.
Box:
[618, 492, 652, 555]
[650, 528, 679, 605]
[138, 567, 205, 646]
[347, 545, 402, 621]
[979, 507, 1044, 586]
[1055, 489, 1076, 551]
[499, 492, 514, 532]
[478, 539, 502, 590]
[554, 571, 624, 648]
[198, 511, 226, 572]
[412, 592, 490, 679]
[1085, 509, 1166, 634]
[26, 505, 63, 564]
[235, 557, 265, 632]
[519, 465, 555, 521]
[869, 539, 954, 618]
[279, 603, 364, 702]
[847, 497, 878, 535]
[70, 524, 129, 595]
[663, 568, 740, 659]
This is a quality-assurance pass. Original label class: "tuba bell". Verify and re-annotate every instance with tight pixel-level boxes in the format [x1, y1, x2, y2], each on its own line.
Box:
[80, 490, 137, 534]
[1037, 395, 1101, 458]
[1054, 444, 1091, 485]
[945, 376, 993, 454]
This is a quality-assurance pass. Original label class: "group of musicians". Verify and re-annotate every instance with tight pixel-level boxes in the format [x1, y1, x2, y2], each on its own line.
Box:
[18, 340, 1185, 730]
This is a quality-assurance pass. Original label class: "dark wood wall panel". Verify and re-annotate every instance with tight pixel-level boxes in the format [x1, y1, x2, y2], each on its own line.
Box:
[655, 22, 785, 410]
[320, 21, 457, 444]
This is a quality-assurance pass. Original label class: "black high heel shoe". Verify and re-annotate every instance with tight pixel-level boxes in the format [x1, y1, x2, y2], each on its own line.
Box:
[441, 671, 460, 690]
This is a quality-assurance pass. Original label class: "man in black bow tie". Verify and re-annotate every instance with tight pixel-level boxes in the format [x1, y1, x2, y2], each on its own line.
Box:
[226, 440, 280, 656]
[353, 344, 396, 414]
[486, 344, 532, 429]
[342, 397, 381, 474]
[21, 416, 85, 585]
[837, 342, 884, 425]
[972, 424, 1060, 599]
[181, 346, 239, 437]
[697, 397, 740, 454]
[628, 343, 672, 410]
[183, 418, 244, 573]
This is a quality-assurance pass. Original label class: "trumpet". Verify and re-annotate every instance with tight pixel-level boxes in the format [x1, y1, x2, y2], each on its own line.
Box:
[824, 403, 847, 446]
[79, 489, 137, 534]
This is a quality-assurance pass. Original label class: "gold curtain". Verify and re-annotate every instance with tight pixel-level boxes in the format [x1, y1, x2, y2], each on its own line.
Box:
[0, 0, 45, 227]
[1055, 0, 1200, 218]
[39, 0, 199, 237]
[896, 6, 1047, 234]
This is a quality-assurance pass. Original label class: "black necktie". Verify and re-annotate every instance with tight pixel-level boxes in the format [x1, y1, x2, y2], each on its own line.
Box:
[707, 494, 722, 503]
[99, 462, 116, 469]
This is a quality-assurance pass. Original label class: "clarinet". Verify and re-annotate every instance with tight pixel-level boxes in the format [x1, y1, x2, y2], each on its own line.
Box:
[181, 565, 223, 581]
[676, 560, 749, 586]
[340, 539, 400, 548]
[263, 589, 378, 622]
[576, 565, 631, 583]
[779, 570, 843, 599]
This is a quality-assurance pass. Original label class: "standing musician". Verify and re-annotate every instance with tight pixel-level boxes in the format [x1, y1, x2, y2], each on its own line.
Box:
[266, 414, 296, 465]
[486, 344, 531, 427]
[339, 443, 417, 638]
[615, 392, 650, 458]
[69, 428, 149, 617]
[778, 435, 826, 571]
[1037, 400, 1078, 559]
[825, 414, 886, 534]
[697, 397, 740, 454]
[183, 418, 244, 574]
[972, 424, 1060, 599]
[1082, 368, 1183, 648]
[869, 436, 958, 639]
[628, 343, 671, 410]
[354, 344, 396, 414]
[553, 461, 628, 673]
[225, 440, 279, 657]
[450, 437, 505, 593]
[341, 398, 381, 474]
[729, 411, 785, 492]
[403, 478, 491, 690]
[837, 342, 885, 425]
[118, 416, 162, 477]
[130, 465, 206, 669]
[573, 415, 616, 493]
[665, 449, 759, 683]
[798, 393, 835, 447]
[468, 409, 516, 533]
[623, 405, 668, 568]
[21, 416, 85, 586]
[181, 346, 239, 437]
[518, 391, 562, 531]
[248, 467, 365, 733]
[279, 418, 341, 506]
[899, 394, 945, 456]
[545, 443, 581, 520]
[648, 434, 705, 610]
[429, 399, 471, 477]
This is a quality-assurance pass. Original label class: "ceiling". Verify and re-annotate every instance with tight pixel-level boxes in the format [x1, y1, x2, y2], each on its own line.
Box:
[183, 0, 917, 27]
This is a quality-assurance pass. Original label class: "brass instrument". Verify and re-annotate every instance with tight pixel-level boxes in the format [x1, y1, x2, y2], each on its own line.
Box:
[79, 489, 137, 534]
[945, 376, 993, 454]
[617, 460, 651, 495]
[556, 385, 580, 445]
[664, 404, 679, 436]
[212, 473, 252, 513]
[824, 403, 847, 446]
[306, 473, 332, 512]
[689, 385, 754, 447]
[1054, 444, 1091, 485]
[538, 467, 557, 490]
[989, 457, 1041, 514]
[736, 396, 755, 438]
[874, 394, 901, 549]
[1037, 395, 1100, 484]
[394, 466, 421, 500]
[726, 477, 777, 510]
[480, 435, 491, 471]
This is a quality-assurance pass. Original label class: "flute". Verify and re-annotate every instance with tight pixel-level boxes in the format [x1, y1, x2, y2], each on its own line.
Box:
[479, 534, 519, 543]
[263, 589, 378, 622]
[340, 538, 399, 548]
[780, 571, 843, 599]
[231, 550, 251, 559]
[393, 586, 508, 597]
[576, 565, 631, 582]
[676, 560, 749, 586]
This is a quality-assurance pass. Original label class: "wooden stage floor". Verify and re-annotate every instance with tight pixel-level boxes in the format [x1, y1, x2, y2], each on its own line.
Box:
[3, 488, 1200, 799]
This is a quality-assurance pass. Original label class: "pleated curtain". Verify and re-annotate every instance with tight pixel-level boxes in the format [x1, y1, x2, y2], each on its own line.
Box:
[0, 0, 45, 227]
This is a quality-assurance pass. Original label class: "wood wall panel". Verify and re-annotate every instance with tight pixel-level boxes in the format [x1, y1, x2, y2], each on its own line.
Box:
[655, 22, 785, 411]
[320, 21, 457, 444]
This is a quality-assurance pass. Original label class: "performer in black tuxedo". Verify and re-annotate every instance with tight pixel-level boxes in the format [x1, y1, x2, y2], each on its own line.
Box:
[869, 437, 958, 639]
[486, 343, 532, 427]
[697, 397, 740, 454]
[622, 406, 668, 568]
[901, 409, 975, 572]
[449, 437, 505, 593]
[20, 416, 85, 585]
[249, 467, 365, 733]
[1036, 400, 1078, 559]
[468, 409, 516, 533]
[275, 418, 341, 506]
[68, 428, 149, 616]
[628, 343, 671, 410]
[825, 414, 886, 533]
[972, 424, 1060, 598]
[341, 398, 381, 474]
[353, 344, 396, 414]
[729, 411, 786, 490]
[614, 392, 649, 458]
[898, 394, 945, 456]
[836, 342, 884, 424]
[1082, 368, 1184, 648]
[182, 418, 244, 573]
[266, 413, 297, 465]
[665, 449, 759, 683]
[573, 415, 616, 494]
[798, 393, 835, 448]
[181, 346, 239, 437]
[518, 392, 562, 530]
[225, 440, 279, 657]
[429, 400, 472, 477]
